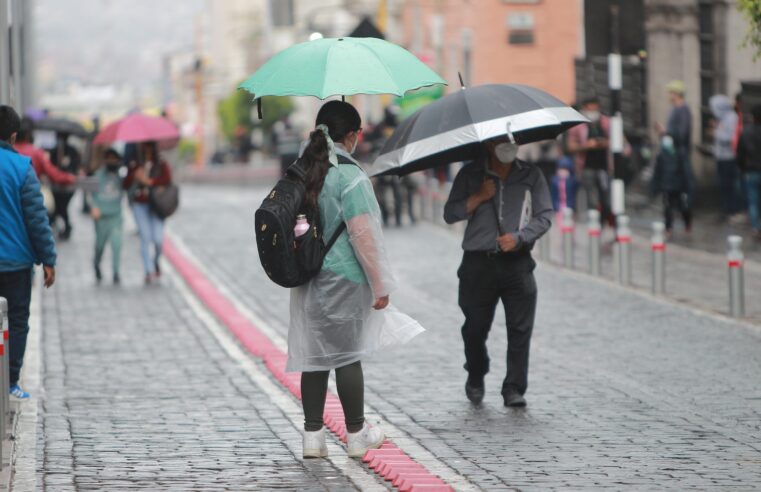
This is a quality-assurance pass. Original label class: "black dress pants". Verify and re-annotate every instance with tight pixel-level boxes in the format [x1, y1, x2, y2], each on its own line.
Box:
[458, 251, 537, 396]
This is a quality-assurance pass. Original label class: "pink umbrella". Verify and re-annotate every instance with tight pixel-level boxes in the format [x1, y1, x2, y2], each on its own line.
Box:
[93, 113, 180, 145]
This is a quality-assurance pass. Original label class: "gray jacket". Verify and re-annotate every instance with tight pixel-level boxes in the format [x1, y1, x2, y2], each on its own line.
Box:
[444, 158, 553, 252]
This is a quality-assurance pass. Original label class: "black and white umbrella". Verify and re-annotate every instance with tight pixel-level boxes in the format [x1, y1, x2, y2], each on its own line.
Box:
[372, 84, 587, 176]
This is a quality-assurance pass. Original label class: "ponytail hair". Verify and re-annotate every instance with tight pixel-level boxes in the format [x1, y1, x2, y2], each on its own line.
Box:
[301, 101, 362, 209]
[302, 129, 331, 208]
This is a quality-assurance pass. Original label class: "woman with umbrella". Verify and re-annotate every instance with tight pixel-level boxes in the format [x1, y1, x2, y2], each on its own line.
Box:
[123, 141, 173, 284]
[95, 112, 180, 285]
[289, 100, 424, 459]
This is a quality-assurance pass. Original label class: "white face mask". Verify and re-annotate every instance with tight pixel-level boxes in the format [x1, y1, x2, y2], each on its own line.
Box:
[494, 142, 518, 164]
[583, 110, 600, 122]
[349, 134, 358, 154]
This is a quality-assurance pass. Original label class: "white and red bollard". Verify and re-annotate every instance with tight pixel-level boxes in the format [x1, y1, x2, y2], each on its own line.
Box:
[615, 215, 632, 285]
[651, 222, 666, 295]
[727, 236, 745, 318]
[587, 209, 601, 276]
[561, 208, 575, 269]
[0, 297, 6, 471]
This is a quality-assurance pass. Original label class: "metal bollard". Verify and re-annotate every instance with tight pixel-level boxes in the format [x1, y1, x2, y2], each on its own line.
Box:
[616, 215, 632, 285]
[651, 222, 666, 294]
[426, 178, 438, 222]
[0, 297, 7, 419]
[727, 236, 745, 317]
[587, 210, 601, 275]
[561, 208, 574, 268]
[537, 232, 550, 261]
[0, 298, 6, 470]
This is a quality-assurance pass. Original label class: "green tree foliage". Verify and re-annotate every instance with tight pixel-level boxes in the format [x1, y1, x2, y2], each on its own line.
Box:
[217, 86, 294, 142]
[739, 0, 761, 59]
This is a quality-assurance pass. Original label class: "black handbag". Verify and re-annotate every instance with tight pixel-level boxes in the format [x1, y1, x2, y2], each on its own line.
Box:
[147, 162, 179, 219]
[149, 183, 179, 219]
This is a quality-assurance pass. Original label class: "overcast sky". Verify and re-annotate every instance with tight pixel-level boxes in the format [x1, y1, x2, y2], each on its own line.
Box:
[34, 0, 205, 96]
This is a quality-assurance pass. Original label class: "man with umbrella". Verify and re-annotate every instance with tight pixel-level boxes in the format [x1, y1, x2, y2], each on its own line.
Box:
[372, 83, 583, 407]
[444, 134, 553, 407]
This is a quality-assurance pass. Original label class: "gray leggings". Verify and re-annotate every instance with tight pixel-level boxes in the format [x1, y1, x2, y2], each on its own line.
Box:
[301, 361, 364, 433]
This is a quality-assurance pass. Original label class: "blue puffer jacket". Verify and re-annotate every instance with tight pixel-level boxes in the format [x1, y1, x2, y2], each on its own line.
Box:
[0, 142, 57, 271]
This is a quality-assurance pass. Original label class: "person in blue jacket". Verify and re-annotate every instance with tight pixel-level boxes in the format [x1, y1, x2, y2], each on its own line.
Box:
[0, 105, 57, 400]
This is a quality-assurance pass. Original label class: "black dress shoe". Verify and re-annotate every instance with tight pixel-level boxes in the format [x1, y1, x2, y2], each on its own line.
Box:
[465, 381, 485, 404]
[503, 391, 527, 407]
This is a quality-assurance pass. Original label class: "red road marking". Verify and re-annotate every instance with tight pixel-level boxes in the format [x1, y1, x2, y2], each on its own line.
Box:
[164, 238, 453, 491]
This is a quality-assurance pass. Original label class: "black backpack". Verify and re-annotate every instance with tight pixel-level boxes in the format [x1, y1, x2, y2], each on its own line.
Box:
[255, 155, 357, 288]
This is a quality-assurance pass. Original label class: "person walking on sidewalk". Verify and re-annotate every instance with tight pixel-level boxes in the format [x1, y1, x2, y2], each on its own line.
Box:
[651, 135, 693, 236]
[710, 94, 743, 220]
[444, 137, 553, 407]
[91, 149, 125, 285]
[736, 104, 761, 240]
[0, 105, 57, 400]
[289, 101, 423, 459]
[656, 80, 695, 233]
[14, 118, 77, 187]
[124, 141, 172, 284]
[48, 132, 81, 240]
[567, 97, 613, 225]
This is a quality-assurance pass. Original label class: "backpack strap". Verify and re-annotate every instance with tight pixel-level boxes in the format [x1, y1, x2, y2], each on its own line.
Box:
[322, 154, 360, 257]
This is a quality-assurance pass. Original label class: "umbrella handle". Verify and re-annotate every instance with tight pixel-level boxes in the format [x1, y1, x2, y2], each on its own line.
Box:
[257, 98, 263, 120]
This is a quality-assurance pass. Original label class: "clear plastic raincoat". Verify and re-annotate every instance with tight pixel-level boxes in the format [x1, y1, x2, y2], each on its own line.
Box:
[287, 140, 424, 372]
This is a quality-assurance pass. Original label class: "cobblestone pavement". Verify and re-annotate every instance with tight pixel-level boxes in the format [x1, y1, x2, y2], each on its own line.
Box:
[33, 206, 382, 490]
[166, 184, 761, 490]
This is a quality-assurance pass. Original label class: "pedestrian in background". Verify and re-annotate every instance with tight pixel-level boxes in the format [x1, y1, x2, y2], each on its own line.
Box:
[656, 80, 694, 233]
[710, 94, 743, 221]
[0, 105, 57, 400]
[272, 116, 301, 176]
[48, 132, 81, 240]
[567, 97, 613, 226]
[289, 101, 423, 459]
[550, 155, 578, 213]
[444, 136, 553, 407]
[736, 104, 761, 240]
[14, 118, 77, 187]
[651, 135, 693, 237]
[91, 149, 125, 285]
[124, 141, 172, 284]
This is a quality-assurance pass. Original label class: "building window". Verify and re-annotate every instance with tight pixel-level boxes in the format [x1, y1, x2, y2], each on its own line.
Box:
[699, 0, 715, 143]
[270, 0, 294, 28]
[507, 12, 534, 45]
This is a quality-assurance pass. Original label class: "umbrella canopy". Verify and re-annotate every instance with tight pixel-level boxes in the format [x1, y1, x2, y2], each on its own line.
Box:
[372, 84, 588, 176]
[239, 37, 446, 100]
[93, 113, 179, 145]
[34, 117, 90, 138]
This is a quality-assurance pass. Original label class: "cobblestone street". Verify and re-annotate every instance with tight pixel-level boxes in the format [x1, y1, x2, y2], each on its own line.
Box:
[16, 184, 761, 490]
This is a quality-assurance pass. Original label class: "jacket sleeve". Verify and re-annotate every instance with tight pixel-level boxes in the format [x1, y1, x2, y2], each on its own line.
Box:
[153, 161, 172, 187]
[39, 150, 76, 185]
[21, 167, 57, 266]
[443, 167, 472, 224]
[516, 171, 553, 245]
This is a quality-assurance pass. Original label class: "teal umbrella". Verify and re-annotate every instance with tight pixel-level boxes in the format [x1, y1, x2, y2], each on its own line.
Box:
[239, 37, 446, 115]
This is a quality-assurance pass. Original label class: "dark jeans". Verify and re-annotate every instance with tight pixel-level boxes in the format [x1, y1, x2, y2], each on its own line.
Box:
[0, 269, 33, 386]
[717, 159, 743, 214]
[458, 251, 538, 396]
[52, 190, 75, 232]
[663, 191, 692, 231]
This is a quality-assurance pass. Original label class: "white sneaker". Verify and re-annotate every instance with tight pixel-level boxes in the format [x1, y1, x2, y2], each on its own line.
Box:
[347, 423, 385, 458]
[303, 428, 328, 459]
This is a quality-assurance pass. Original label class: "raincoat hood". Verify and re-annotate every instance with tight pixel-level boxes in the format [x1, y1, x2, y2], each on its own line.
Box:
[709, 94, 733, 119]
